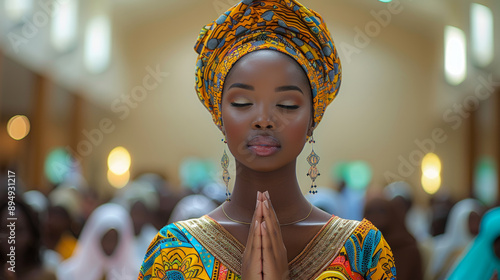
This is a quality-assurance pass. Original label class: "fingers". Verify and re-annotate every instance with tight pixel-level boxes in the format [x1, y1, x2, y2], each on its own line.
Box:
[261, 220, 289, 280]
[261, 192, 287, 261]
[246, 192, 263, 251]
[241, 192, 264, 280]
[262, 191, 282, 242]
[261, 220, 272, 258]
[241, 219, 263, 279]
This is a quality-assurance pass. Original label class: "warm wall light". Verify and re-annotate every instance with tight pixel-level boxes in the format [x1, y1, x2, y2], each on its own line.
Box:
[51, 0, 78, 52]
[421, 153, 442, 195]
[84, 15, 111, 73]
[107, 169, 130, 189]
[107, 146, 131, 175]
[444, 26, 467, 85]
[470, 3, 494, 68]
[7, 115, 30, 140]
[4, 0, 32, 21]
[421, 176, 441, 195]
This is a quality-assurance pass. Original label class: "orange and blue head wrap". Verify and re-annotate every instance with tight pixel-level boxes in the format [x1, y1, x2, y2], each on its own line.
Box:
[194, 0, 342, 131]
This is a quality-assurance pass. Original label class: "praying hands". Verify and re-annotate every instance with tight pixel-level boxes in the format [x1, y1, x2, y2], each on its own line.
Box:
[241, 191, 290, 280]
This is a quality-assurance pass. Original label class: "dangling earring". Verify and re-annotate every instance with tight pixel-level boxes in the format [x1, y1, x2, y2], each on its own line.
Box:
[221, 137, 231, 201]
[307, 135, 320, 194]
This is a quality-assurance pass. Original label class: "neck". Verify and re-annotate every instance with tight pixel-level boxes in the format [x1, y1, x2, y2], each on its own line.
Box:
[225, 159, 310, 223]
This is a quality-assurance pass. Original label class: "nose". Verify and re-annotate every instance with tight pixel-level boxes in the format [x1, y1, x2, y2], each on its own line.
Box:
[252, 106, 275, 130]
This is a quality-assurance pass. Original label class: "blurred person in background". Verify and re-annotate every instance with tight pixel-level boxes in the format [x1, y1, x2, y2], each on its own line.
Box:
[427, 198, 484, 280]
[57, 203, 137, 280]
[138, 0, 396, 279]
[364, 191, 423, 280]
[167, 191, 218, 223]
[167, 157, 221, 223]
[305, 186, 341, 216]
[383, 181, 433, 275]
[23, 190, 49, 220]
[112, 180, 160, 266]
[383, 181, 431, 242]
[0, 198, 57, 280]
[447, 206, 500, 280]
[42, 185, 83, 267]
[132, 173, 183, 230]
[152, 183, 182, 231]
[428, 192, 455, 237]
[331, 161, 372, 221]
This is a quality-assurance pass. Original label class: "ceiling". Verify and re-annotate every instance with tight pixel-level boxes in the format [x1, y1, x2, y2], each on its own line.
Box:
[111, 0, 451, 40]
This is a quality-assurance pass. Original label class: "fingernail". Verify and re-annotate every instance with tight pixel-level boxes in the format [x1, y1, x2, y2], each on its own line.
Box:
[255, 220, 258, 229]
[264, 191, 270, 200]
[262, 221, 267, 229]
[264, 200, 269, 209]
[256, 200, 260, 208]
[257, 191, 261, 200]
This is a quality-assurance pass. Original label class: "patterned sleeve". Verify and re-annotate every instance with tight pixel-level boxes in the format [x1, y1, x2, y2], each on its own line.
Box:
[137, 223, 212, 280]
[316, 219, 397, 280]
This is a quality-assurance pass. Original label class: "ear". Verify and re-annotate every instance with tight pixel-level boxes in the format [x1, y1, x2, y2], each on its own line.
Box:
[307, 121, 315, 137]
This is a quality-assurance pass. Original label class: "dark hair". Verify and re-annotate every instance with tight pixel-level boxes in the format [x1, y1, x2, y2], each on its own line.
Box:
[0, 197, 42, 266]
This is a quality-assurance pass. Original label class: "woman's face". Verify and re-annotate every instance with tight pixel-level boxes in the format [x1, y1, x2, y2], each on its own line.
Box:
[221, 50, 313, 172]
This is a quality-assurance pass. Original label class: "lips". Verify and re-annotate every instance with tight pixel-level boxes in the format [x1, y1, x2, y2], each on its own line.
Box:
[247, 135, 281, 157]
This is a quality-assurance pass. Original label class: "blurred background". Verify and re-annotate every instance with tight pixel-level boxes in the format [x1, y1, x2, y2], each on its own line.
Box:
[0, 0, 499, 279]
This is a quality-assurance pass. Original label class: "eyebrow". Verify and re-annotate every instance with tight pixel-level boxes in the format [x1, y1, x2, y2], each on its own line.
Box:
[228, 83, 304, 94]
[228, 83, 254, 90]
[275, 85, 303, 94]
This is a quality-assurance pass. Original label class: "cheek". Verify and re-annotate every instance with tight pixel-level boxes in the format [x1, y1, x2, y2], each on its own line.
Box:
[221, 107, 248, 137]
[280, 110, 311, 140]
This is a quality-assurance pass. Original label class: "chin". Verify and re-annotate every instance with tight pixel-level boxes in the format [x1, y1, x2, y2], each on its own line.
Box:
[237, 157, 292, 174]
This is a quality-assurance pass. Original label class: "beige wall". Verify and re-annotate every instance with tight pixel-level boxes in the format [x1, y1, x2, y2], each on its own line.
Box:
[82, 0, 479, 204]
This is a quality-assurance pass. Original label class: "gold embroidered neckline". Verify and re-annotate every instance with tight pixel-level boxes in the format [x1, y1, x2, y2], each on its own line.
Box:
[177, 215, 360, 279]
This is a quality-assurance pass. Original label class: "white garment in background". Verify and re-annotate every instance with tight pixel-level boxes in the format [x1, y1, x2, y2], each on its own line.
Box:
[134, 223, 158, 266]
[428, 198, 482, 279]
[168, 194, 217, 224]
[57, 203, 138, 280]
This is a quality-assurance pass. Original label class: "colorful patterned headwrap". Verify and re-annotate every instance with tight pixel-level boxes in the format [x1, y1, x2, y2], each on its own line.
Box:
[195, 0, 342, 130]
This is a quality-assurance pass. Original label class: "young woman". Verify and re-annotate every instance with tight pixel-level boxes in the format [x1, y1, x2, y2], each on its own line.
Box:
[139, 0, 396, 279]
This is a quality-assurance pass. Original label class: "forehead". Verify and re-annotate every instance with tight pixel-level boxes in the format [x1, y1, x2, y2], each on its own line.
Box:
[225, 49, 310, 86]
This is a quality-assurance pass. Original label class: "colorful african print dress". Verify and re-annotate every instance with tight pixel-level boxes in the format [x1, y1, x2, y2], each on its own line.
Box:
[138, 215, 396, 280]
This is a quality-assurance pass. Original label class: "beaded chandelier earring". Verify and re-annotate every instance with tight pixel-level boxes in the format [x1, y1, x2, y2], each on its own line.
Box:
[307, 135, 320, 194]
[221, 137, 231, 201]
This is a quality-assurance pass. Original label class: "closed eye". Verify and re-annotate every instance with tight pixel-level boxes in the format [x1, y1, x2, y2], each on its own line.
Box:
[231, 102, 252, 107]
[277, 104, 299, 110]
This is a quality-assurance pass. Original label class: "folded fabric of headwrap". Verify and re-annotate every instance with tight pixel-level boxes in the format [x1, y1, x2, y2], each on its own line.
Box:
[195, 0, 341, 131]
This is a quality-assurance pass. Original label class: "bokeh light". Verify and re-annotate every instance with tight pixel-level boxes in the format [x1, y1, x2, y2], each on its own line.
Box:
[84, 15, 112, 74]
[345, 161, 373, 191]
[45, 148, 73, 184]
[7, 115, 30, 140]
[107, 146, 131, 175]
[421, 175, 441, 195]
[107, 169, 130, 189]
[421, 153, 442, 195]
[474, 157, 498, 206]
[444, 26, 467, 85]
[470, 3, 494, 68]
[4, 0, 32, 21]
[51, 0, 79, 52]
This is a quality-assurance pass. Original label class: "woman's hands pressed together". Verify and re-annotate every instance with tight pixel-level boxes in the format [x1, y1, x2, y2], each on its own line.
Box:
[241, 191, 290, 280]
